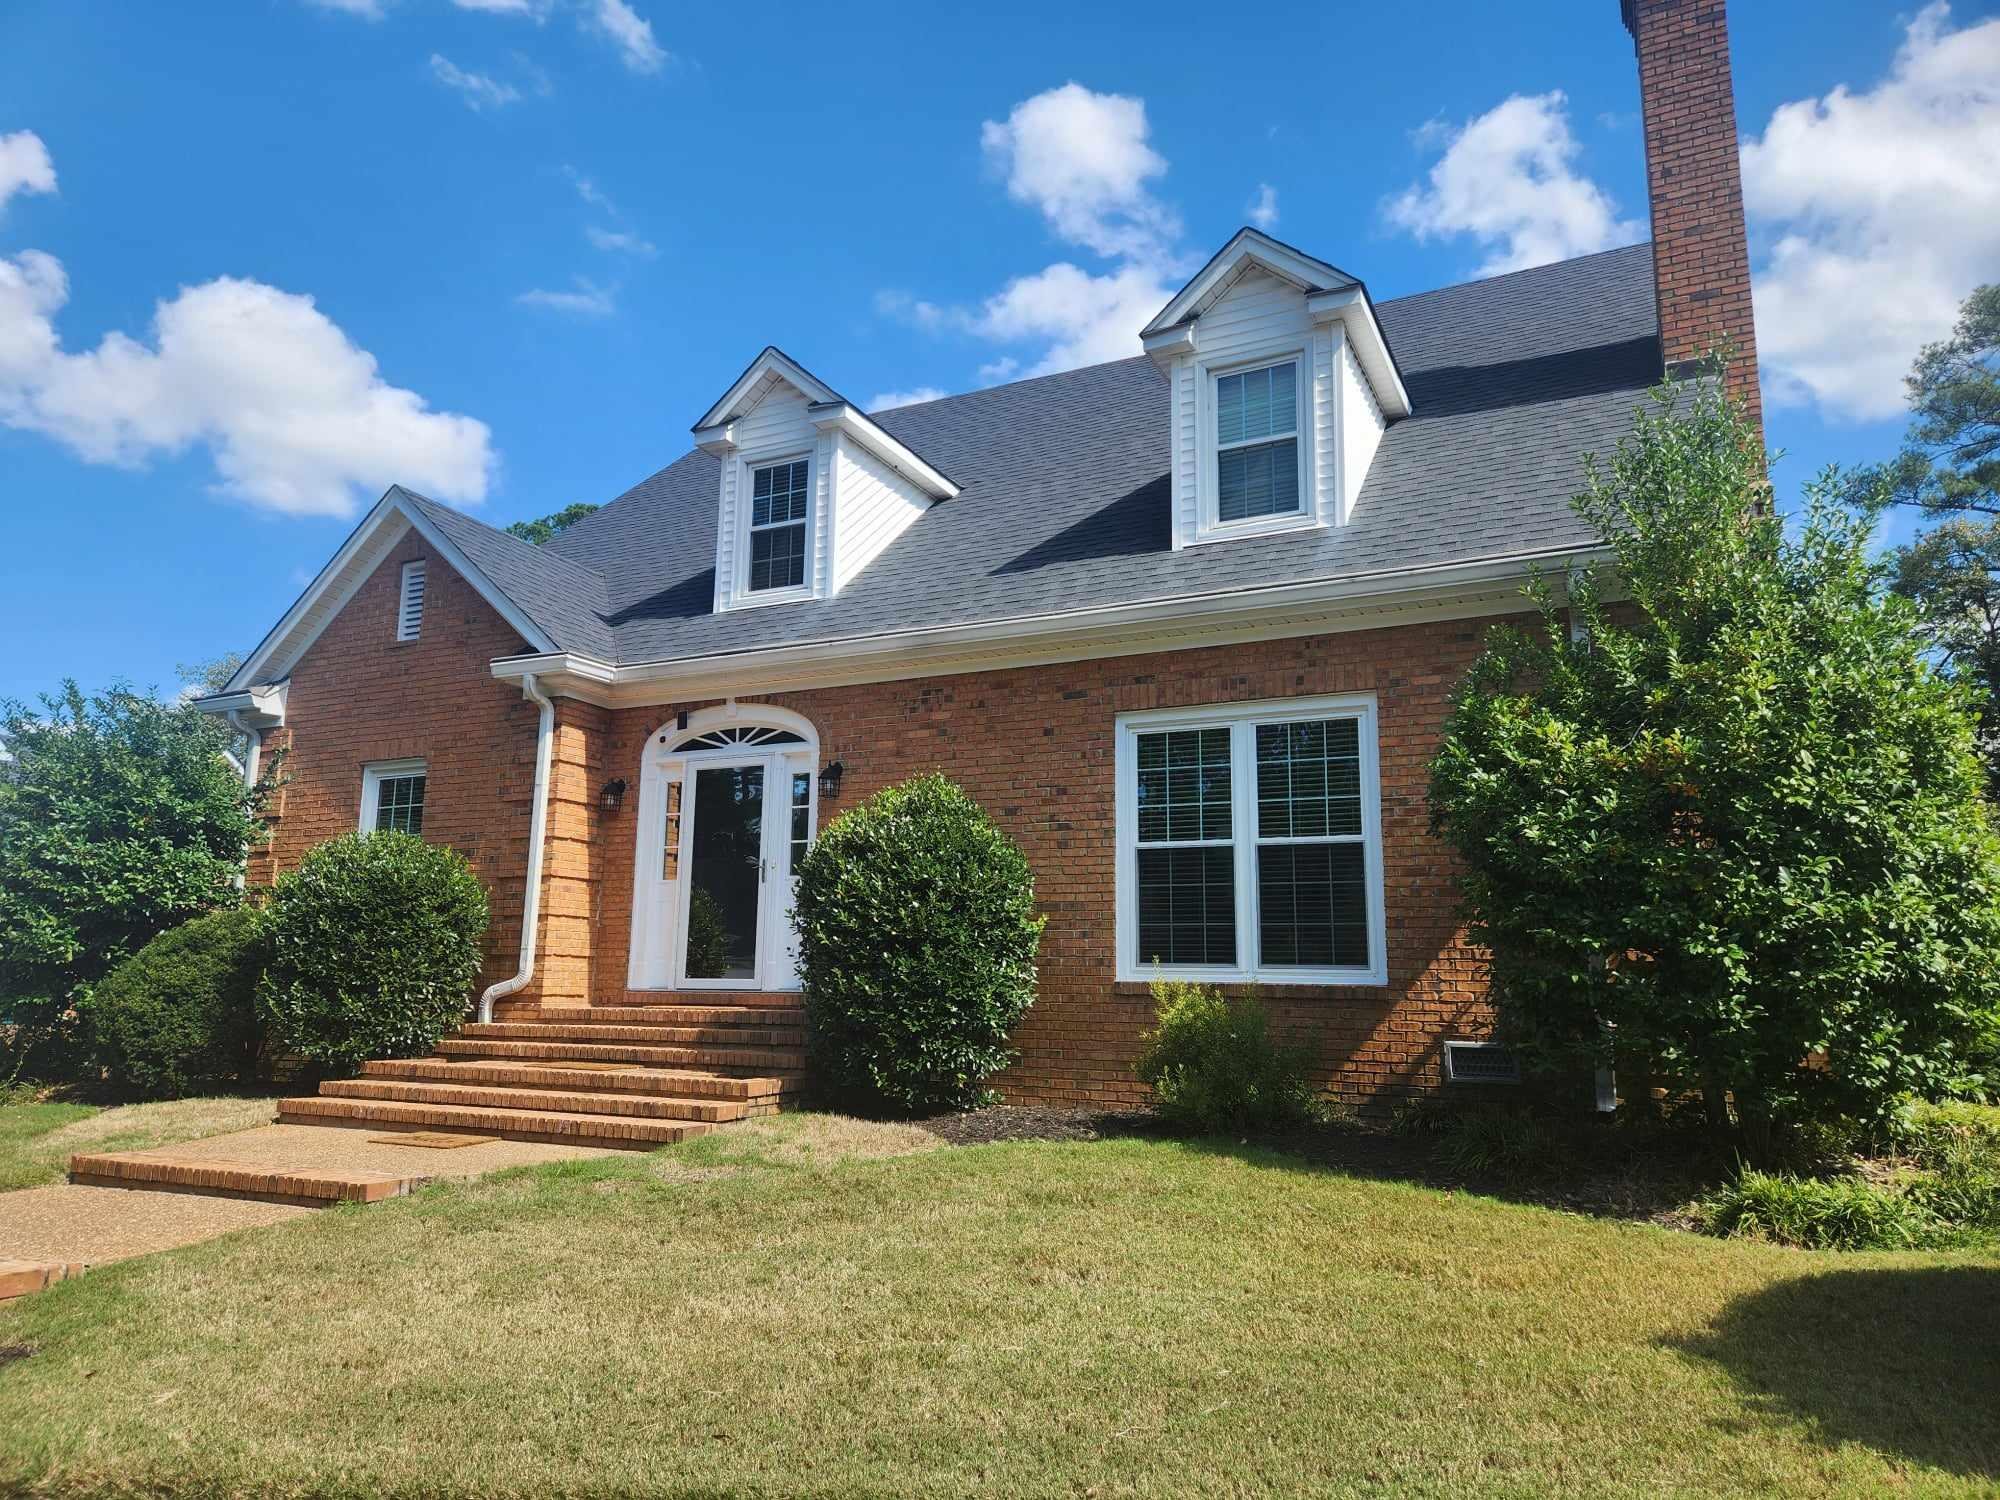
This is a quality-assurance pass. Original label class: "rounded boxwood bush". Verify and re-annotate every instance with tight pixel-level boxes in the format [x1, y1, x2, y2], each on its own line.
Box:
[258, 832, 489, 1073]
[84, 906, 268, 1100]
[793, 774, 1043, 1114]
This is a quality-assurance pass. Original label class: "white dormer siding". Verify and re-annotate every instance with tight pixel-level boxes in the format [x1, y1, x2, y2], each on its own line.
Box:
[1141, 228, 1409, 553]
[696, 349, 958, 614]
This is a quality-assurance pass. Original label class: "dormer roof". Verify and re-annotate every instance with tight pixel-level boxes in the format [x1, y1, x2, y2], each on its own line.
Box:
[692, 345, 959, 501]
[1140, 227, 1413, 421]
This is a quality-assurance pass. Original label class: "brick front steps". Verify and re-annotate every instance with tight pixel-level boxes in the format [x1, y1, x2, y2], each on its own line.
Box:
[68, 1151, 416, 1207]
[276, 993, 809, 1152]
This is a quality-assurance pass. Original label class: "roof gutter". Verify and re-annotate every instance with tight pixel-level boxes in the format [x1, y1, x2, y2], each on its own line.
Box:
[478, 672, 556, 1024]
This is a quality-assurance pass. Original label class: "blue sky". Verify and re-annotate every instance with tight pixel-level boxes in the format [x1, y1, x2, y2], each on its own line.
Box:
[1, 0, 1995, 703]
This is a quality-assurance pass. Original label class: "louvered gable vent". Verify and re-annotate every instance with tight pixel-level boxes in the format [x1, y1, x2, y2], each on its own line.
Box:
[397, 559, 427, 641]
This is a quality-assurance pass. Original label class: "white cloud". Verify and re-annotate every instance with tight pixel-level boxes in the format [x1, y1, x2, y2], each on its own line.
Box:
[979, 82, 1178, 261]
[586, 225, 656, 256]
[0, 131, 56, 217]
[1246, 183, 1278, 229]
[970, 261, 1178, 378]
[0, 252, 493, 518]
[563, 164, 617, 215]
[429, 54, 522, 111]
[451, 0, 551, 15]
[515, 277, 616, 316]
[885, 83, 1189, 383]
[302, 0, 388, 17]
[1741, 3, 2000, 422]
[587, 0, 667, 73]
[866, 387, 950, 413]
[1385, 90, 1642, 276]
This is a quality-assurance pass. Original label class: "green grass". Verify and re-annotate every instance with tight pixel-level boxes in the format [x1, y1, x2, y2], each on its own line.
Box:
[0, 1115, 1995, 1497]
[0, 1092, 277, 1191]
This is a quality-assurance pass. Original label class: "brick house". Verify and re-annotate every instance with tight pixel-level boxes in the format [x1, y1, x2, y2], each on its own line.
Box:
[199, 0, 1761, 1126]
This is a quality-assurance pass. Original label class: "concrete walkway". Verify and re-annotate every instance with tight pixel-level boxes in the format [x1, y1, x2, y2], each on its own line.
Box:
[0, 1123, 616, 1300]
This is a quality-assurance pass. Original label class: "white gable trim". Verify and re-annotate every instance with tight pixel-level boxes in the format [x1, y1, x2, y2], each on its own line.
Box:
[220, 486, 558, 694]
[1141, 228, 1359, 337]
[693, 347, 844, 435]
[806, 402, 957, 501]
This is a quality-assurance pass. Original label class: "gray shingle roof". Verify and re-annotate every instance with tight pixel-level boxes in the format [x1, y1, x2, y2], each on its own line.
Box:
[450, 242, 1661, 665]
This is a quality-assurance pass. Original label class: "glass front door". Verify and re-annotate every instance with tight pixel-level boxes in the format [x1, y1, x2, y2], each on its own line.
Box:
[682, 762, 764, 983]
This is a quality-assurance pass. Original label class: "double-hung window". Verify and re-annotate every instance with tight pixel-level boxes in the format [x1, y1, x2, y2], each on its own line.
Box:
[360, 759, 427, 836]
[747, 458, 810, 593]
[1214, 359, 1302, 524]
[1117, 695, 1384, 985]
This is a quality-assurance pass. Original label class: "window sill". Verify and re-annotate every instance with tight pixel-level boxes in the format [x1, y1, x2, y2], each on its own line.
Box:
[724, 585, 818, 611]
[1187, 512, 1324, 547]
[1118, 962, 1387, 989]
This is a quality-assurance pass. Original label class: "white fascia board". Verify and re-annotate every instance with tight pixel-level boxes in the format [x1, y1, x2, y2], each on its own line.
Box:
[1141, 324, 1196, 373]
[1307, 288, 1412, 420]
[224, 487, 558, 694]
[193, 681, 288, 727]
[489, 546, 1611, 706]
[692, 420, 736, 457]
[805, 402, 958, 500]
[693, 347, 845, 432]
[1141, 228, 1361, 338]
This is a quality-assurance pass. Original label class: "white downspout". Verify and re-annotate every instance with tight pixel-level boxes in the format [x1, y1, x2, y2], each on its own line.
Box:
[223, 711, 263, 892]
[479, 673, 557, 1023]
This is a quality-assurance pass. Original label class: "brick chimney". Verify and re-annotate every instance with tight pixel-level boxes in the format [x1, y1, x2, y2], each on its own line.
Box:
[1622, 0, 1761, 432]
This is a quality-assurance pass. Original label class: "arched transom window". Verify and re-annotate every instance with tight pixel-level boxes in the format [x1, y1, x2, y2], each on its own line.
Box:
[671, 725, 805, 751]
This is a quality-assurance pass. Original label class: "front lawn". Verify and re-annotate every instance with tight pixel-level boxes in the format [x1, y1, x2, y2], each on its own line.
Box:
[0, 1092, 276, 1192]
[0, 1115, 1995, 1497]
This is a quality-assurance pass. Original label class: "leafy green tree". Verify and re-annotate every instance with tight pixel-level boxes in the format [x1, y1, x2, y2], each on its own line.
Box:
[175, 654, 244, 696]
[1430, 379, 2000, 1156]
[1849, 287, 2000, 787]
[504, 503, 599, 546]
[0, 682, 269, 1078]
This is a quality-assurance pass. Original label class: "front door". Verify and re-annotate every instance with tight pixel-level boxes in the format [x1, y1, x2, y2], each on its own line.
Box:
[680, 760, 765, 986]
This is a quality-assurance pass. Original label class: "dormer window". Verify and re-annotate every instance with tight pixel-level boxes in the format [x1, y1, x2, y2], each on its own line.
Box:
[1215, 359, 1303, 525]
[748, 458, 811, 593]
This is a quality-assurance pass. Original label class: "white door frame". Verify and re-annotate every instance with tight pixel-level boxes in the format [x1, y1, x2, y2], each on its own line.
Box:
[627, 703, 819, 992]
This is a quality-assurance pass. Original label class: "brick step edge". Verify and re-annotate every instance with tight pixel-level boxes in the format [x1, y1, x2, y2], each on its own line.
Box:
[434, 1038, 808, 1072]
[1, 1259, 85, 1303]
[462, 1023, 808, 1047]
[321, 1078, 752, 1124]
[278, 1096, 714, 1149]
[362, 1058, 800, 1101]
[499, 1005, 807, 1027]
[69, 1151, 414, 1206]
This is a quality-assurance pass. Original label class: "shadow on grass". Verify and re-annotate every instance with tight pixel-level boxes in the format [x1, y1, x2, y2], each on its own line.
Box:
[1668, 1266, 2000, 1480]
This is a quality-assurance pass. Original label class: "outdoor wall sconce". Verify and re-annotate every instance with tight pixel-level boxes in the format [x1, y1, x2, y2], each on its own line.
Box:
[818, 761, 845, 800]
[599, 778, 628, 814]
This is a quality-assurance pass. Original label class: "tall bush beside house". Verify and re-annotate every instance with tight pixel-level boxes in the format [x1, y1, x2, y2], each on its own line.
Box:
[0, 681, 267, 1081]
[793, 774, 1043, 1114]
[83, 907, 268, 1100]
[1429, 378, 2000, 1160]
[258, 832, 488, 1074]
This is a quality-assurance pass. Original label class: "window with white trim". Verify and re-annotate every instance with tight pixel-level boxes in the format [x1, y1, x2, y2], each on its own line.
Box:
[1214, 359, 1303, 524]
[360, 759, 427, 836]
[396, 560, 427, 641]
[1117, 695, 1385, 985]
[747, 458, 810, 593]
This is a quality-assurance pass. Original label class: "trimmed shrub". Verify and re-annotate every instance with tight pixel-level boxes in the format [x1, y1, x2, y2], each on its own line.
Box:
[793, 774, 1043, 1114]
[83, 907, 268, 1100]
[1135, 980, 1321, 1131]
[258, 832, 489, 1073]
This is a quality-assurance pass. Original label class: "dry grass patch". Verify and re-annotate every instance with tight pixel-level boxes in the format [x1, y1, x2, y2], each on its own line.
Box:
[0, 1130, 1994, 1498]
[0, 1094, 276, 1192]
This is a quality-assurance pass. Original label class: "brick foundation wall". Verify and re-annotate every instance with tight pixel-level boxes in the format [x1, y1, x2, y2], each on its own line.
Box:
[253, 536, 545, 993]
[1623, 0, 1762, 431]
[568, 612, 1523, 1110]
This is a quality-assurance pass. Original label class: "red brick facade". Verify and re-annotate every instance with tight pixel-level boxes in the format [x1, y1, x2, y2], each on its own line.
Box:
[256, 545, 1519, 1110]
[1624, 0, 1762, 430]
[251, 535, 544, 993]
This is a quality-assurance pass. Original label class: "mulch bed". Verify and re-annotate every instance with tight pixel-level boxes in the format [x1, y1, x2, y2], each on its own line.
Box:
[914, 1104, 1710, 1227]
